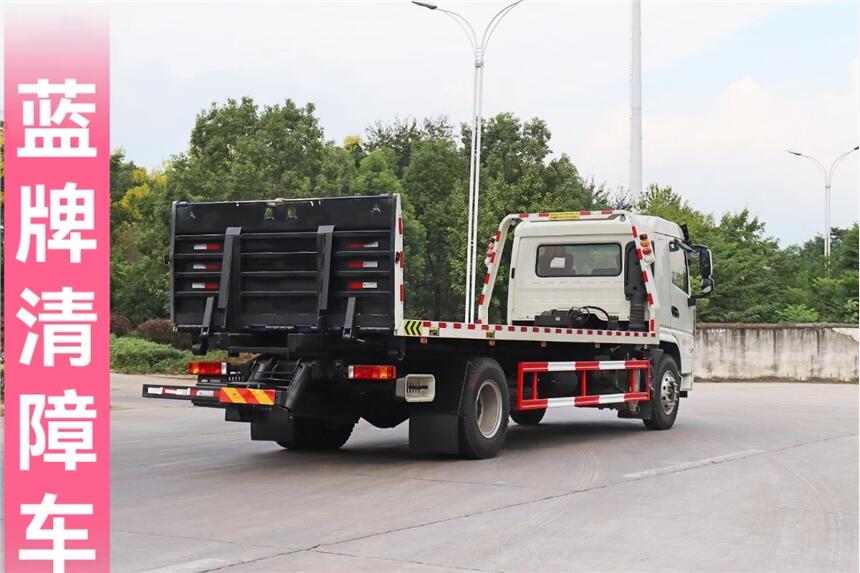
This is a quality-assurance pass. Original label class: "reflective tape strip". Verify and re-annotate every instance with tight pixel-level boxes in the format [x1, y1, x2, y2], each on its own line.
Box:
[249, 389, 275, 405]
[218, 387, 276, 405]
[533, 360, 650, 373]
[220, 387, 246, 404]
[144, 385, 219, 400]
[524, 391, 651, 410]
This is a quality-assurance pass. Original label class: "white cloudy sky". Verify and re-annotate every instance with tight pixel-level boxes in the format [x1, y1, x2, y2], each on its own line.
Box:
[104, 1, 859, 245]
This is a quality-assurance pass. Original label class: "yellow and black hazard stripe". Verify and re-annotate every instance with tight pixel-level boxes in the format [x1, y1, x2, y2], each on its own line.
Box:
[218, 387, 276, 405]
[402, 320, 423, 337]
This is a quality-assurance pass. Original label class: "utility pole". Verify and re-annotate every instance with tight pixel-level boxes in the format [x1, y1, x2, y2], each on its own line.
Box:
[630, 0, 643, 204]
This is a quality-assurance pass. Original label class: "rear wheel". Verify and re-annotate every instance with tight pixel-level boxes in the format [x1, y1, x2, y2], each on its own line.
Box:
[643, 356, 680, 430]
[458, 358, 509, 459]
[277, 418, 354, 451]
[510, 409, 546, 426]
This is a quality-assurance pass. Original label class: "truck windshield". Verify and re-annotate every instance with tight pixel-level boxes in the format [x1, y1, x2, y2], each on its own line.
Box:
[536, 243, 622, 277]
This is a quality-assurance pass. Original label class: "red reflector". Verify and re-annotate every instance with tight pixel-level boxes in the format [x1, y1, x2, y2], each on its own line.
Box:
[348, 260, 363, 269]
[193, 242, 221, 251]
[205, 262, 221, 270]
[348, 281, 377, 289]
[188, 361, 226, 375]
[348, 365, 396, 381]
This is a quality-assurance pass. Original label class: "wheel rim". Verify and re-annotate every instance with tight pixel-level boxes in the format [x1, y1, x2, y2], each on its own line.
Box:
[659, 370, 679, 415]
[475, 379, 503, 439]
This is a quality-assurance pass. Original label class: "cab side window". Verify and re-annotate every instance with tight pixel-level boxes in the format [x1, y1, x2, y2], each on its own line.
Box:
[669, 242, 689, 293]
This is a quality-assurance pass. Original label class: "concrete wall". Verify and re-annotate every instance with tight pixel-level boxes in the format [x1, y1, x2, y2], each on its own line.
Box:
[695, 324, 859, 382]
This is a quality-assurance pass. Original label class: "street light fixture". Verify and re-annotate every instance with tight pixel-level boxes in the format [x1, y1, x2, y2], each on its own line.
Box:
[413, 0, 524, 323]
[787, 145, 859, 267]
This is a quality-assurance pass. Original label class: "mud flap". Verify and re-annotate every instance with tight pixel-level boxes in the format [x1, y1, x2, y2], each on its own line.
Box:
[407, 359, 468, 454]
[250, 407, 295, 442]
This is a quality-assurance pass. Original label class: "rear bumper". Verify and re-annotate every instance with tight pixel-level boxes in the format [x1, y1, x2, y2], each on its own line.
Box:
[141, 383, 279, 408]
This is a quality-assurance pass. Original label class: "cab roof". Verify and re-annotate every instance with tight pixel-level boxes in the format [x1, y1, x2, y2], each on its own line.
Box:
[515, 214, 683, 240]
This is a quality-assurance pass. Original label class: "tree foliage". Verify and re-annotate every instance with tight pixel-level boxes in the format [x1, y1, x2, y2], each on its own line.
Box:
[108, 98, 858, 326]
[636, 185, 858, 323]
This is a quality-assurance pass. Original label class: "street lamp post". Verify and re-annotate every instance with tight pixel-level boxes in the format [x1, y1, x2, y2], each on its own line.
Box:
[412, 0, 524, 323]
[787, 146, 859, 267]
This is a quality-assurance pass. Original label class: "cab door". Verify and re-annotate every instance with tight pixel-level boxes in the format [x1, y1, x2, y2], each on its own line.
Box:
[668, 240, 695, 383]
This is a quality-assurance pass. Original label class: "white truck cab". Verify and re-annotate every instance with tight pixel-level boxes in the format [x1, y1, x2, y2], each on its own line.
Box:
[507, 213, 713, 391]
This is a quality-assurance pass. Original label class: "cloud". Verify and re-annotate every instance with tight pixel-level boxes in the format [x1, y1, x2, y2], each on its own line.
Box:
[98, 1, 858, 245]
[580, 67, 858, 245]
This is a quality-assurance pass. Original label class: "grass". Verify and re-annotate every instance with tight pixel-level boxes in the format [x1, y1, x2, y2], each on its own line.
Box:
[110, 334, 226, 375]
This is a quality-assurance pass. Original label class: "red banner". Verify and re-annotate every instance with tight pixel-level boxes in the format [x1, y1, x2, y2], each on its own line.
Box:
[3, 5, 111, 572]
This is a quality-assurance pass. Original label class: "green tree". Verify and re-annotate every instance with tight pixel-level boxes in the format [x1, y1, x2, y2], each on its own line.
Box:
[107, 98, 858, 328]
[365, 116, 453, 177]
[637, 185, 788, 322]
[403, 139, 466, 318]
[110, 158, 173, 324]
[462, 114, 597, 320]
[169, 97, 326, 203]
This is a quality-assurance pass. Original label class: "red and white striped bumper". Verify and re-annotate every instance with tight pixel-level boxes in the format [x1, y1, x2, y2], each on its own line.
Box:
[516, 359, 652, 411]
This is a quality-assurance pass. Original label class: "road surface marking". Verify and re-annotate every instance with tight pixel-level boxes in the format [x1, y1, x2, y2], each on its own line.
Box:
[623, 449, 764, 479]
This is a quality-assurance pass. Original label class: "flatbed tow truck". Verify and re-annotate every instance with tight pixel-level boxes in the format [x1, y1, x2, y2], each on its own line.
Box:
[143, 194, 714, 458]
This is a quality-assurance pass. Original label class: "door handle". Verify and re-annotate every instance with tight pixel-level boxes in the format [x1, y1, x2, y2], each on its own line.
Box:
[671, 306, 680, 318]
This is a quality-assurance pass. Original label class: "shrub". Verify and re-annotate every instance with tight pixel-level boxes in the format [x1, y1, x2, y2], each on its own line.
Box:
[110, 335, 225, 375]
[775, 304, 819, 323]
[136, 318, 176, 346]
[110, 313, 133, 336]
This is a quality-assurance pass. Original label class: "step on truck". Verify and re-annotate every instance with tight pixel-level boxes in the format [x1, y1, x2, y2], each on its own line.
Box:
[142, 194, 714, 458]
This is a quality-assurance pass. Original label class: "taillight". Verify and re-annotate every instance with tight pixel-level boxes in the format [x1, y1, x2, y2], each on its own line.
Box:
[188, 361, 227, 375]
[348, 365, 396, 381]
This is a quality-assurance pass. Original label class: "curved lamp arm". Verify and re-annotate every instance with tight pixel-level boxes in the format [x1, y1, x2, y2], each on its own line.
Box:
[787, 150, 827, 180]
[828, 145, 859, 183]
[481, 0, 525, 55]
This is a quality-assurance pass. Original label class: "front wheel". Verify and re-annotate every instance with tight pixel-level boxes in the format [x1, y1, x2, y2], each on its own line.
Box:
[458, 358, 510, 459]
[643, 355, 680, 430]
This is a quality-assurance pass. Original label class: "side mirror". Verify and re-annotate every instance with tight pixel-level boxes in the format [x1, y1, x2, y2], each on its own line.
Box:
[692, 246, 714, 298]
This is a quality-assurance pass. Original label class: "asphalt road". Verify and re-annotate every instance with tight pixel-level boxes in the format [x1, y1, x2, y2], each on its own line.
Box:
[89, 376, 860, 571]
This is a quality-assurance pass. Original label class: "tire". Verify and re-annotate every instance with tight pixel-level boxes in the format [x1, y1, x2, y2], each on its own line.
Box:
[277, 418, 354, 451]
[458, 357, 510, 459]
[643, 355, 680, 430]
[510, 409, 546, 426]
